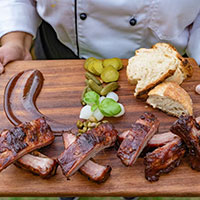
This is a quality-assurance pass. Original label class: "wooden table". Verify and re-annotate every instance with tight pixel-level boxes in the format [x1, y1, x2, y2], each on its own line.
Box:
[0, 59, 200, 197]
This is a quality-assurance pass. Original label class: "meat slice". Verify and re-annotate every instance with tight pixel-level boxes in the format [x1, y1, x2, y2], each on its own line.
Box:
[118, 130, 179, 148]
[63, 132, 112, 183]
[58, 123, 117, 178]
[147, 132, 179, 148]
[144, 137, 186, 182]
[117, 112, 159, 166]
[15, 151, 58, 178]
[79, 159, 112, 183]
[0, 118, 54, 172]
[170, 115, 200, 170]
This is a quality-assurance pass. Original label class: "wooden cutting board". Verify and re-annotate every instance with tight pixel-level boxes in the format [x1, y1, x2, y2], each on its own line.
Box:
[0, 59, 200, 197]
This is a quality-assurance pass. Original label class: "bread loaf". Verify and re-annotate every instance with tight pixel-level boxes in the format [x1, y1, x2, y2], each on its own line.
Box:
[127, 43, 193, 97]
[153, 43, 193, 84]
[146, 82, 193, 117]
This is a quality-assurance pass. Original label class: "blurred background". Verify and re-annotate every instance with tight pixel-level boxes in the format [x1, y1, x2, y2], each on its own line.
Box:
[0, 197, 199, 200]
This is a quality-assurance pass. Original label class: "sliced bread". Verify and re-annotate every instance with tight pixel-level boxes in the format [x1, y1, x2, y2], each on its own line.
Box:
[146, 82, 193, 117]
[153, 43, 193, 84]
[126, 43, 193, 97]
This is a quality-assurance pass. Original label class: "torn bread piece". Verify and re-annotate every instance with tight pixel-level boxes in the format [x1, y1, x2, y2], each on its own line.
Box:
[153, 43, 193, 84]
[126, 43, 193, 97]
[147, 82, 193, 117]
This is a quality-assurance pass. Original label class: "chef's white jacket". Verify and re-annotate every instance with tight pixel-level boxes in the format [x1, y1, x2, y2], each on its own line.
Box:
[0, 0, 200, 64]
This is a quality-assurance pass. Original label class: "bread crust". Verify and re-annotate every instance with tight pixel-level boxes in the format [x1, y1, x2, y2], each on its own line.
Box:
[148, 82, 193, 116]
[127, 43, 194, 98]
[153, 43, 193, 80]
[135, 69, 176, 98]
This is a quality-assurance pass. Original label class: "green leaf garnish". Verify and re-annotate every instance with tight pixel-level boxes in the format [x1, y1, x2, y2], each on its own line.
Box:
[83, 91, 100, 106]
[91, 104, 98, 112]
[99, 98, 121, 117]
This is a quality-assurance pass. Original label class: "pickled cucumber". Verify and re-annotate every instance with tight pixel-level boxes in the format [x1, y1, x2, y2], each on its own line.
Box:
[85, 72, 102, 85]
[100, 66, 119, 83]
[103, 58, 123, 71]
[90, 59, 104, 75]
[85, 58, 104, 76]
[100, 82, 119, 96]
[84, 57, 97, 71]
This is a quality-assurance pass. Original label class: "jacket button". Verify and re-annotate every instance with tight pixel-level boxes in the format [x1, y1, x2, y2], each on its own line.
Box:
[129, 17, 137, 26]
[80, 13, 87, 20]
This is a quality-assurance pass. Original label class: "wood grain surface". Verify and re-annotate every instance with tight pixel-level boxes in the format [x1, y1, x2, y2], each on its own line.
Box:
[0, 59, 200, 197]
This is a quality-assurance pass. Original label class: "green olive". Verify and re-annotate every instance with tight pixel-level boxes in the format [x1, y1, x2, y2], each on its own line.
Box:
[100, 65, 119, 83]
[103, 58, 123, 71]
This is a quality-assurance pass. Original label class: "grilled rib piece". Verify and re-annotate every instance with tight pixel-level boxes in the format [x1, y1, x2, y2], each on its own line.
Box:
[118, 130, 179, 148]
[147, 132, 179, 148]
[15, 151, 58, 178]
[117, 112, 159, 166]
[170, 115, 200, 170]
[79, 159, 112, 183]
[58, 123, 117, 178]
[144, 137, 186, 182]
[63, 132, 112, 183]
[0, 118, 54, 172]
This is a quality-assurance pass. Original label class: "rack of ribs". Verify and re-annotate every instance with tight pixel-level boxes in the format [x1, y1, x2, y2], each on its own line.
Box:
[58, 123, 117, 178]
[62, 132, 112, 183]
[170, 115, 200, 170]
[144, 137, 186, 182]
[15, 151, 58, 178]
[0, 118, 54, 172]
[117, 112, 159, 166]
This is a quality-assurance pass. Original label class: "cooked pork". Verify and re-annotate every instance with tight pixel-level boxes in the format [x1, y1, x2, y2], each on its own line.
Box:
[15, 151, 58, 178]
[144, 137, 186, 181]
[118, 130, 178, 148]
[147, 132, 179, 148]
[0, 118, 54, 172]
[117, 112, 159, 166]
[58, 123, 117, 178]
[170, 115, 200, 170]
[63, 132, 112, 183]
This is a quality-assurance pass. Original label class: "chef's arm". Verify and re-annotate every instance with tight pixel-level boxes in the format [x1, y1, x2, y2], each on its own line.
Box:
[0, 32, 33, 74]
[1, 32, 33, 52]
[0, 0, 41, 73]
[186, 12, 200, 65]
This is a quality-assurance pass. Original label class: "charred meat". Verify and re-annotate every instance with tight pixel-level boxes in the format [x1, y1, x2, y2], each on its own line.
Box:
[118, 130, 179, 148]
[117, 112, 159, 166]
[79, 159, 112, 183]
[62, 132, 112, 183]
[144, 137, 186, 182]
[15, 151, 58, 178]
[147, 132, 179, 148]
[170, 115, 200, 170]
[0, 118, 54, 172]
[58, 123, 117, 178]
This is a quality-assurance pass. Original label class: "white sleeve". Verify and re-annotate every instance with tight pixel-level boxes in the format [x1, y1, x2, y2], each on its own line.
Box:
[186, 12, 200, 65]
[0, 0, 41, 38]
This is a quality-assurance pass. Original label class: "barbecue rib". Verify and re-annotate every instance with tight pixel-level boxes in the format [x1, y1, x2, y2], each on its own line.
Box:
[144, 137, 186, 182]
[0, 118, 54, 172]
[117, 112, 159, 166]
[170, 115, 200, 170]
[147, 132, 179, 148]
[63, 132, 112, 183]
[58, 123, 117, 178]
[118, 130, 179, 148]
[15, 151, 58, 178]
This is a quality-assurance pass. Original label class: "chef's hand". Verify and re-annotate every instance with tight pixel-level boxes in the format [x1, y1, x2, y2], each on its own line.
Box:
[0, 32, 33, 74]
